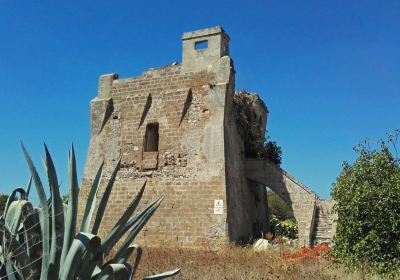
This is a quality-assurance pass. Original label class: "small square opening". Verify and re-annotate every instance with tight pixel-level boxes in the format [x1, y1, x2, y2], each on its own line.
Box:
[195, 40, 208, 50]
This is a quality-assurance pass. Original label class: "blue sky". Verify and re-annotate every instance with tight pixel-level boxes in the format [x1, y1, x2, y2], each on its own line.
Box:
[0, 0, 399, 199]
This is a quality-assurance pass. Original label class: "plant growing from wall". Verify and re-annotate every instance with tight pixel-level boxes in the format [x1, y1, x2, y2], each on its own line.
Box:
[0, 144, 180, 280]
[331, 130, 400, 277]
[264, 141, 282, 167]
[234, 91, 282, 166]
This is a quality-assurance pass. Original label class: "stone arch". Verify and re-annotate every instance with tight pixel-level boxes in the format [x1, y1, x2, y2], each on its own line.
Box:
[245, 158, 317, 246]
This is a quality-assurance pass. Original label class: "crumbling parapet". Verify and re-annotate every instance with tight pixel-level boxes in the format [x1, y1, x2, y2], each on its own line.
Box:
[98, 73, 119, 98]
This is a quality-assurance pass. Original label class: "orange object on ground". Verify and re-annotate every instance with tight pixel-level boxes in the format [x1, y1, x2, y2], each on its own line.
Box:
[283, 243, 330, 260]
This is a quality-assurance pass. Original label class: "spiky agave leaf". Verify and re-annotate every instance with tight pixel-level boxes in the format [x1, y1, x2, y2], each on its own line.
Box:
[114, 244, 142, 280]
[60, 145, 79, 268]
[0, 218, 32, 279]
[22, 144, 50, 280]
[102, 198, 163, 259]
[97, 263, 132, 280]
[91, 159, 121, 235]
[44, 144, 65, 278]
[78, 180, 146, 279]
[114, 244, 142, 266]
[2, 197, 42, 279]
[4, 200, 26, 234]
[2, 188, 26, 219]
[79, 197, 165, 280]
[26, 177, 33, 199]
[142, 268, 181, 280]
[113, 197, 164, 261]
[5, 260, 18, 280]
[80, 161, 104, 233]
[100, 180, 147, 257]
[20, 203, 42, 279]
[59, 232, 101, 280]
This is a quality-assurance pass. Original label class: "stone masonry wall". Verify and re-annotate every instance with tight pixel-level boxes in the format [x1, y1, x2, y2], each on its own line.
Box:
[224, 88, 269, 242]
[79, 64, 231, 246]
[79, 27, 236, 247]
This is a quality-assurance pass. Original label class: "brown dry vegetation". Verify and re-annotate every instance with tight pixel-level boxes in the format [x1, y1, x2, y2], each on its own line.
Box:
[132, 245, 376, 280]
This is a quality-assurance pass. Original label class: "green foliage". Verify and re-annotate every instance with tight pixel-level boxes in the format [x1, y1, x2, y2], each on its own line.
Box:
[0, 145, 180, 280]
[234, 91, 282, 166]
[269, 215, 298, 240]
[267, 191, 297, 239]
[0, 195, 8, 215]
[267, 191, 294, 221]
[264, 141, 282, 167]
[252, 138, 282, 167]
[331, 131, 400, 277]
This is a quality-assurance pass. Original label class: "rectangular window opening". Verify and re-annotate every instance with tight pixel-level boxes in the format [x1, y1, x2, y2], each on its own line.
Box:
[195, 40, 208, 50]
[144, 123, 159, 152]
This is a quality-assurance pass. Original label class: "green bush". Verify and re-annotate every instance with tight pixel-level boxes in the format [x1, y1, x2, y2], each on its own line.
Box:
[269, 215, 298, 240]
[331, 131, 400, 277]
[266, 191, 297, 239]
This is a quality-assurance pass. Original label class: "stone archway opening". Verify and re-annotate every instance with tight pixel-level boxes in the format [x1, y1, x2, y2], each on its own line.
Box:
[266, 187, 298, 241]
[245, 159, 318, 246]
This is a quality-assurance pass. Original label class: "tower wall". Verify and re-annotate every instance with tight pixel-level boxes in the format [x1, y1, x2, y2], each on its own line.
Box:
[224, 90, 269, 242]
[79, 27, 238, 247]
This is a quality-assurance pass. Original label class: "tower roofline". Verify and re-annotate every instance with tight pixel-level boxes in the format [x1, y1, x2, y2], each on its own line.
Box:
[182, 26, 230, 41]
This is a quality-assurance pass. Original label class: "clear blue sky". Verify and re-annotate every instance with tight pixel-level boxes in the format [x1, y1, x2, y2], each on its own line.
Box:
[0, 0, 399, 199]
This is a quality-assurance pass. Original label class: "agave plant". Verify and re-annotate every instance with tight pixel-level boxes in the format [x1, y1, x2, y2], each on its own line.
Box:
[0, 144, 180, 280]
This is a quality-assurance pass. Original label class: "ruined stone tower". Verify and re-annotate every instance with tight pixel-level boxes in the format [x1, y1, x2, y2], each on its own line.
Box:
[79, 27, 335, 247]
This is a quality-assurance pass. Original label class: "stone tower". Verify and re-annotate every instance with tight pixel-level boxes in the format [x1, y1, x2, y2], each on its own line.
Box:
[79, 26, 268, 246]
[79, 26, 335, 247]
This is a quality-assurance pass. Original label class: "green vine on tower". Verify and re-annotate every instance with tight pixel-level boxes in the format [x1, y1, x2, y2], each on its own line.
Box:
[234, 90, 282, 166]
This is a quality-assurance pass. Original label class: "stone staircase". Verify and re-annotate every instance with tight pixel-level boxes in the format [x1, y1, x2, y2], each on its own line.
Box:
[312, 200, 335, 244]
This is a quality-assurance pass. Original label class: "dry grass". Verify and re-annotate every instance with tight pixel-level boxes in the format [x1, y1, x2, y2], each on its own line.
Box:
[132, 245, 374, 280]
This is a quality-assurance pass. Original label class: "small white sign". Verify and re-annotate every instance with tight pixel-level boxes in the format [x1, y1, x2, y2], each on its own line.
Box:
[214, 199, 223, 215]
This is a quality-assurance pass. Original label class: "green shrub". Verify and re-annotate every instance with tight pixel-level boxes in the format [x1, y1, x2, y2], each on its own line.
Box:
[234, 91, 282, 166]
[270, 215, 298, 240]
[331, 131, 400, 277]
